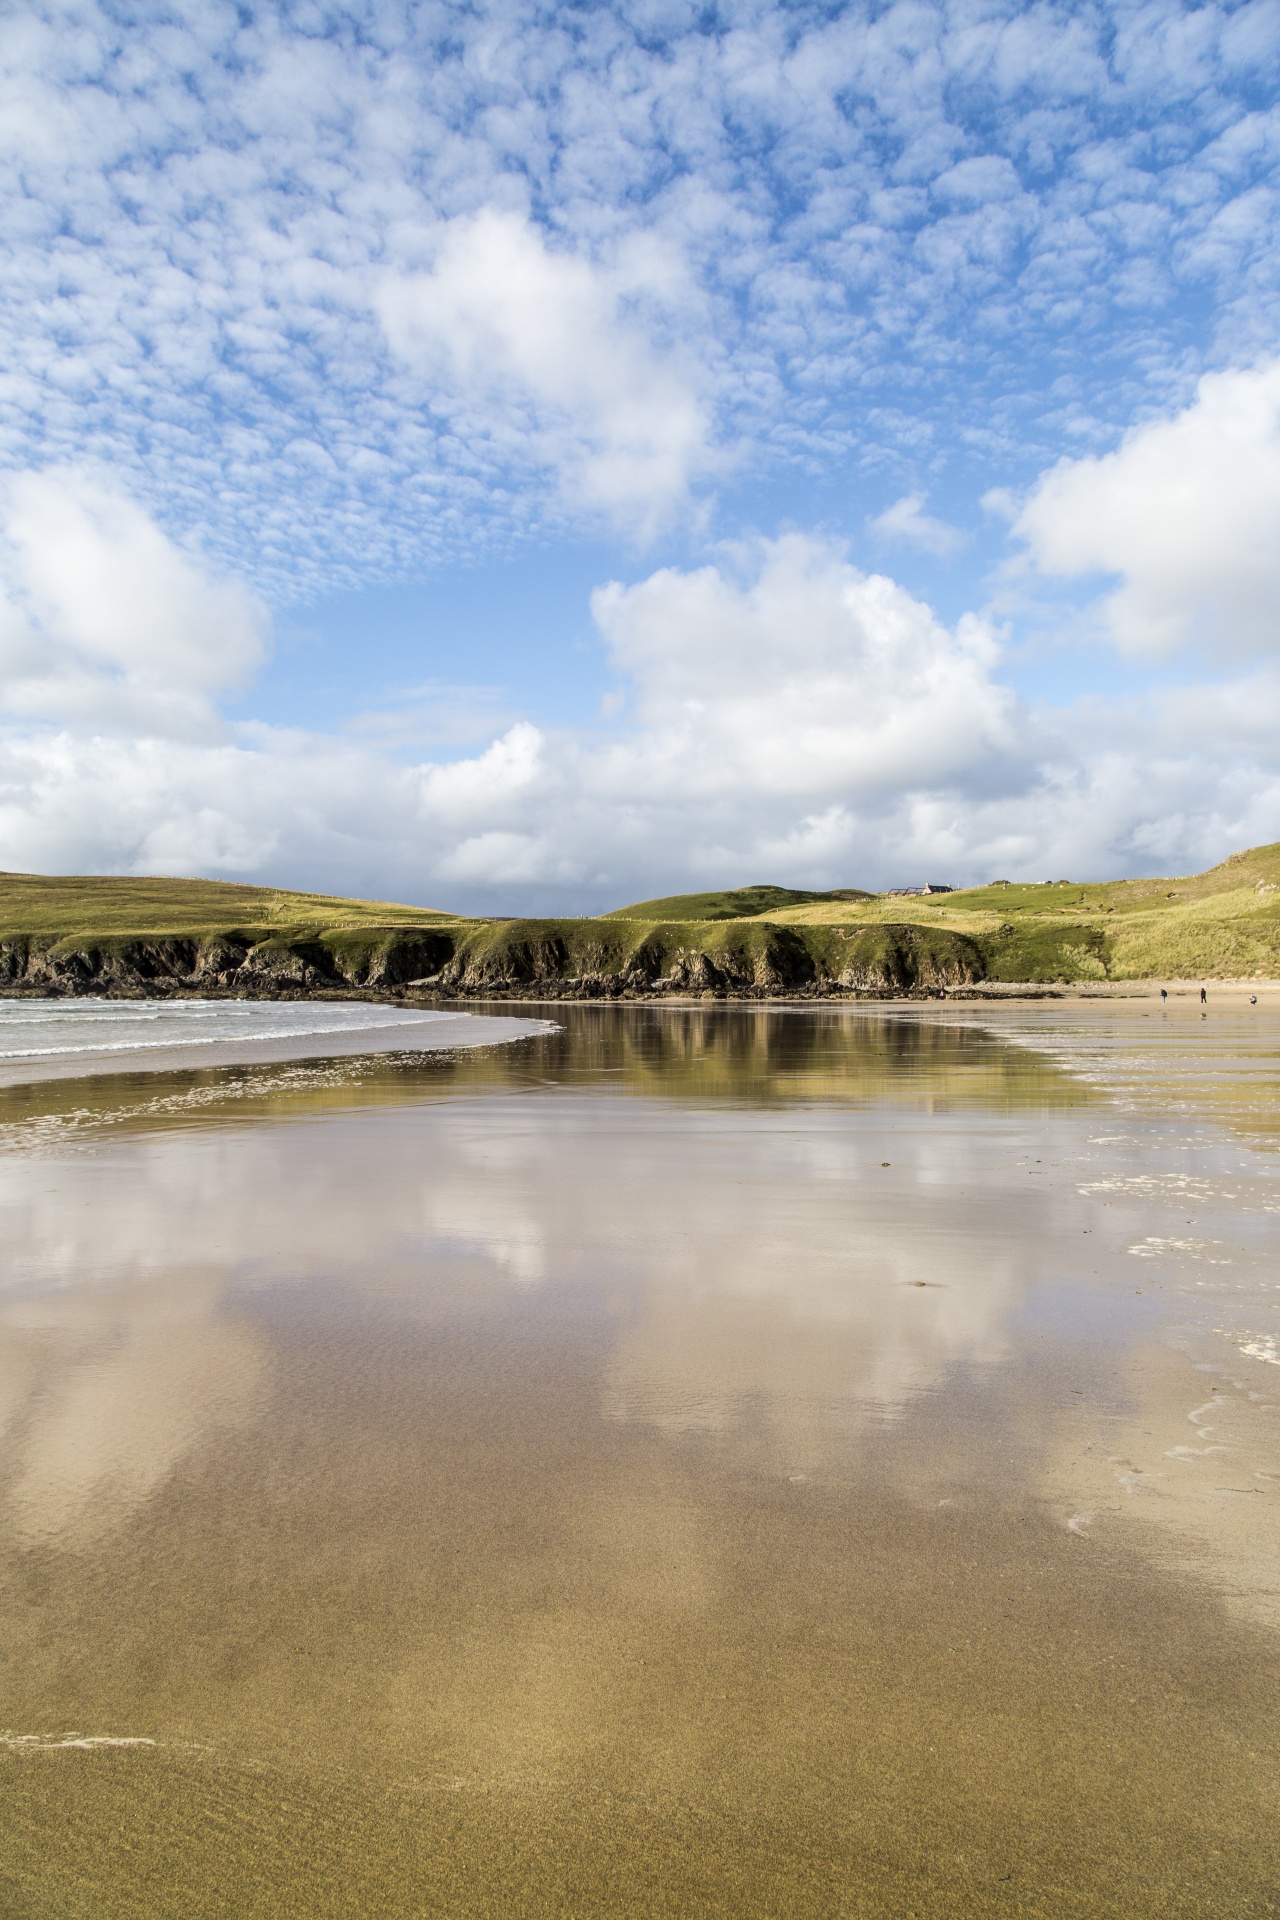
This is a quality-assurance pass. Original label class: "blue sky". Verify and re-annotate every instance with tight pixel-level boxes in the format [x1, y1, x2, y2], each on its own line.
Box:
[2, 0, 1279, 909]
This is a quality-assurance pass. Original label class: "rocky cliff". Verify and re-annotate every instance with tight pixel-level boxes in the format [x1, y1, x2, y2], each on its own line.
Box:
[0, 916, 990, 1000]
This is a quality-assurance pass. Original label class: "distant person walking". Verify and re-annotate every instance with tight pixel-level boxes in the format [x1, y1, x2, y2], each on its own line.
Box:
[1200, 987, 1207, 1005]
[1160, 988, 1167, 1005]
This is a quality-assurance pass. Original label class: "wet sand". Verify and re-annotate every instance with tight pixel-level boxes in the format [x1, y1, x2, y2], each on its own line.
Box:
[1, 1004, 1277, 1916]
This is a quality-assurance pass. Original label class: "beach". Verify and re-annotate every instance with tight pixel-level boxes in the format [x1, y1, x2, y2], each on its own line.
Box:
[1, 1000, 1277, 1915]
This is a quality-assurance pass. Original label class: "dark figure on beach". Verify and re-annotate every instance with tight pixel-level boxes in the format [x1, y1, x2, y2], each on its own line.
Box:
[1200, 987, 1207, 1005]
[1160, 988, 1167, 1004]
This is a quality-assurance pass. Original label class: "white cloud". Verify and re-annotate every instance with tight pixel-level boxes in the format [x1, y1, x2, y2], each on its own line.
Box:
[0, 486, 1276, 909]
[376, 210, 714, 531]
[0, 5, 1278, 585]
[1, 5, 1279, 918]
[7, 672, 1275, 910]
[1014, 361, 1280, 659]
[590, 535, 1013, 799]
[0, 468, 267, 738]
[932, 156, 1024, 205]
[0, 524, 1030, 899]
[870, 491, 964, 557]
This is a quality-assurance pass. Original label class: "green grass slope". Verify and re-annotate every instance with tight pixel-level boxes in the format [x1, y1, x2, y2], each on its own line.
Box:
[2, 842, 1278, 993]
[0, 871, 463, 938]
[601, 884, 874, 921]
[736, 844, 1280, 982]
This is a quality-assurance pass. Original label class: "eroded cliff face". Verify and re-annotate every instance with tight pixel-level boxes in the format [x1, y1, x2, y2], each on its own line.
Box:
[424, 917, 987, 998]
[0, 930, 458, 996]
[0, 919, 986, 1001]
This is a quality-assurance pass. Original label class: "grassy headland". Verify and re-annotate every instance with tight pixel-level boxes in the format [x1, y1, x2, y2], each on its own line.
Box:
[754, 841, 1280, 983]
[0, 871, 461, 937]
[1, 843, 1278, 999]
[601, 884, 874, 921]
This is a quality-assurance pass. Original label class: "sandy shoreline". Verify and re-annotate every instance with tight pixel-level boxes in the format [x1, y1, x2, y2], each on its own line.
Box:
[5, 975, 1279, 1010]
[0, 1008, 554, 1089]
[940, 977, 1280, 1001]
[438, 977, 1280, 1009]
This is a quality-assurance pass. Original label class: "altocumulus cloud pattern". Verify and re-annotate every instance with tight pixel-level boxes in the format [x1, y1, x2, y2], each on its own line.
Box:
[1, 0, 1279, 908]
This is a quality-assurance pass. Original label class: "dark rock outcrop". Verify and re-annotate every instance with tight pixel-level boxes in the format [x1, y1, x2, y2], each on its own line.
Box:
[0, 916, 990, 1002]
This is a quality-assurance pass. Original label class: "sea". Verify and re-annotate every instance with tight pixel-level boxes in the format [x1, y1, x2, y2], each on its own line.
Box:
[0, 994, 549, 1086]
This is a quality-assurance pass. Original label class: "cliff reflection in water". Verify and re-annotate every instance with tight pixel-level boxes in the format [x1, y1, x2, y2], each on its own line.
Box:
[0, 1006, 1092, 1548]
[0, 999, 1090, 1143]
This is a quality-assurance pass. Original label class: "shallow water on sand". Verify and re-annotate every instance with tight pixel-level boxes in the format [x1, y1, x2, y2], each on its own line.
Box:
[1, 1002, 1278, 1917]
[0, 996, 546, 1087]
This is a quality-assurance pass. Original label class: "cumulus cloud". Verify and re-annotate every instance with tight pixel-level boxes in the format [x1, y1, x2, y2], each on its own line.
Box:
[1014, 361, 1280, 659]
[5, 685, 1274, 911]
[590, 536, 1013, 799]
[870, 492, 964, 558]
[377, 211, 713, 531]
[0, 469, 267, 738]
[5, 492, 1274, 907]
[0, 515, 1025, 899]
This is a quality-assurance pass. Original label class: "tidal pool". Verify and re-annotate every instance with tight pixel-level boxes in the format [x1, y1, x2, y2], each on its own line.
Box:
[0, 1001, 1277, 1916]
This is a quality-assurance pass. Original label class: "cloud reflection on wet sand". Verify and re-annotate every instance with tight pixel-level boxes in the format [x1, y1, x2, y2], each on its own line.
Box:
[0, 1005, 1278, 1915]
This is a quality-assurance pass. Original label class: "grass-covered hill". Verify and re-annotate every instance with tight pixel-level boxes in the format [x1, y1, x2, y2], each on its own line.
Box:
[0, 869, 472, 996]
[1, 843, 1278, 999]
[0, 871, 461, 937]
[600, 884, 874, 921]
[758, 841, 1280, 982]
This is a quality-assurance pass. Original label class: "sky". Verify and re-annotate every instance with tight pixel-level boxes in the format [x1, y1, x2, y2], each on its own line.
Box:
[2, 0, 1279, 912]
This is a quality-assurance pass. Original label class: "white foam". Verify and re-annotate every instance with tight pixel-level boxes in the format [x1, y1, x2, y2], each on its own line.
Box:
[0, 997, 451, 1061]
[0, 1730, 156, 1750]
